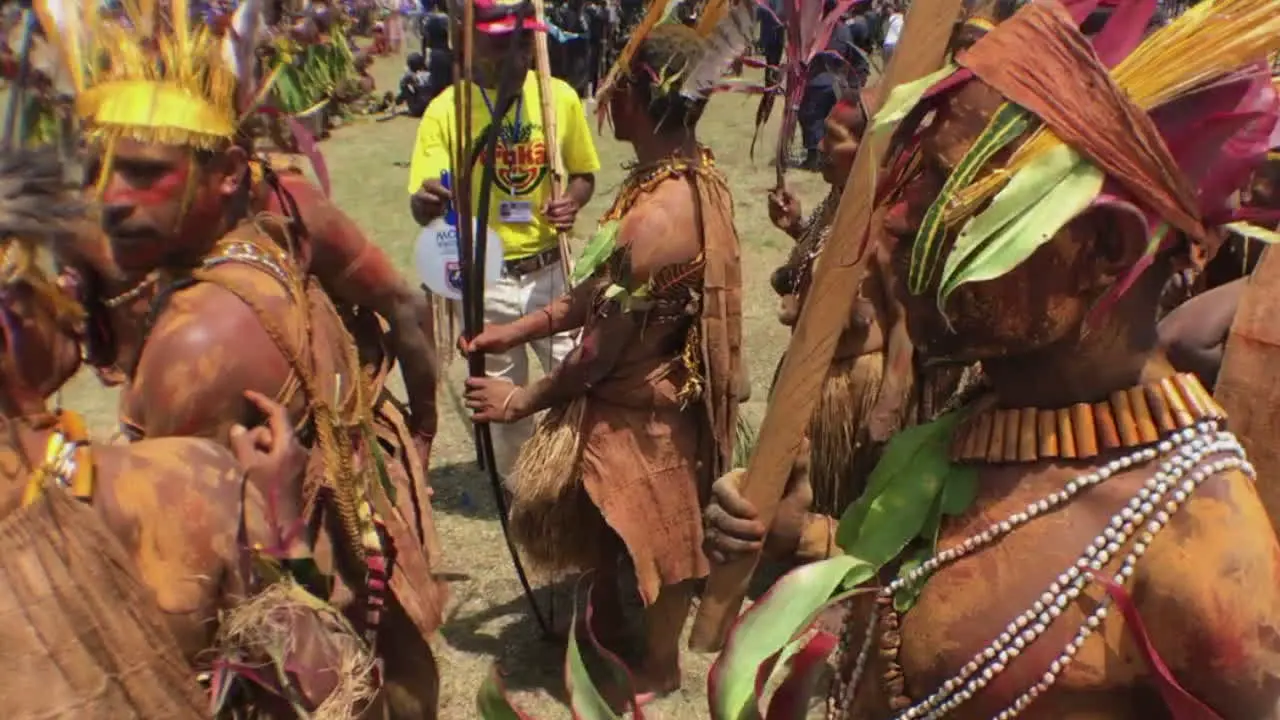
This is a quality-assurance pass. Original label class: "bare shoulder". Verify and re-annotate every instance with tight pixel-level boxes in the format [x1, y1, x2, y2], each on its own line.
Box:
[93, 438, 243, 523]
[1142, 464, 1279, 600]
[1137, 464, 1280, 714]
[134, 279, 293, 435]
[146, 281, 274, 355]
[618, 178, 701, 276]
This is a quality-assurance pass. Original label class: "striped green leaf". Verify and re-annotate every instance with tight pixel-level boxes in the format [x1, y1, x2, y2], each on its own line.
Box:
[937, 144, 1104, 309]
[907, 103, 1033, 295]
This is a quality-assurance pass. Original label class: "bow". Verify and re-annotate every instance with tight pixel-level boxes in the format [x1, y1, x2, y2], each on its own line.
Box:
[450, 0, 552, 637]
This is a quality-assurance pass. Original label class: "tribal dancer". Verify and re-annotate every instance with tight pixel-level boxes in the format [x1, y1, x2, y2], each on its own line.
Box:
[767, 88, 964, 518]
[708, 0, 1280, 716]
[463, 20, 743, 700]
[0, 150, 369, 718]
[71, 114, 442, 466]
[248, 113, 441, 466]
[36, 1, 445, 716]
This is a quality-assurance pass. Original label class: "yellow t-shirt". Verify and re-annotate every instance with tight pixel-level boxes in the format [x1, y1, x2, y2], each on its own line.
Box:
[407, 72, 602, 260]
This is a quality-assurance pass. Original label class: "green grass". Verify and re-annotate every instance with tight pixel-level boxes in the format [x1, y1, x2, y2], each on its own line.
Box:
[60, 50, 833, 718]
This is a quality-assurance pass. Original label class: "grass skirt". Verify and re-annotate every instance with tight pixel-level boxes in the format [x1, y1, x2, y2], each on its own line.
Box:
[509, 397, 600, 573]
[808, 352, 894, 517]
[215, 581, 378, 718]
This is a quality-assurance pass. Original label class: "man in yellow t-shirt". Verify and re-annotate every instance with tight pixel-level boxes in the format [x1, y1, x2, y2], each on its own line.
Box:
[408, 0, 600, 480]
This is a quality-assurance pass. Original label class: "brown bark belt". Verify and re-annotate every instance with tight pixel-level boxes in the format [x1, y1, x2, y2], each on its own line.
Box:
[503, 246, 561, 278]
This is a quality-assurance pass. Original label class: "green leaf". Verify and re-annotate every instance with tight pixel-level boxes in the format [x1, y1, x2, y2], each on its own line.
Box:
[892, 548, 931, 613]
[937, 144, 1105, 308]
[251, 552, 287, 585]
[279, 557, 335, 601]
[572, 221, 620, 286]
[939, 466, 978, 517]
[835, 412, 965, 570]
[1226, 221, 1280, 245]
[867, 63, 959, 142]
[908, 103, 1034, 294]
[566, 605, 623, 720]
[919, 490, 946, 553]
[762, 627, 816, 697]
[914, 464, 978, 583]
[708, 556, 872, 720]
[476, 666, 532, 719]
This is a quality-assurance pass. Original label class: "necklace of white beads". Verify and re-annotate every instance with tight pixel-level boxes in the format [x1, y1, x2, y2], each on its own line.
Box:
[834, 419, 1251, 719]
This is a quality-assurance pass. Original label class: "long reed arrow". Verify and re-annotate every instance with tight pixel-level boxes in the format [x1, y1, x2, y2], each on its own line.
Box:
[451, 0, 552, 637]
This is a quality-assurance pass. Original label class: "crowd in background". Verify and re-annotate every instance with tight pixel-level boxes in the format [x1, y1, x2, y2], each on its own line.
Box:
[391, 0, 904, 173]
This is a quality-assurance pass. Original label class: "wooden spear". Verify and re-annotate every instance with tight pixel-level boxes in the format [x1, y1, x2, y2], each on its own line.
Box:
[687, 0, 968, 653]
[530, 0, 574, 284]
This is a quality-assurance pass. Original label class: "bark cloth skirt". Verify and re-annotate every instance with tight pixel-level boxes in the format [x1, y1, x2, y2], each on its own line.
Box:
[510, 357, 711, 606]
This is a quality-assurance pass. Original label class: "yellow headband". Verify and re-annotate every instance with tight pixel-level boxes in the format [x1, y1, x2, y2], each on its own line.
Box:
[35, 0, 263, 149]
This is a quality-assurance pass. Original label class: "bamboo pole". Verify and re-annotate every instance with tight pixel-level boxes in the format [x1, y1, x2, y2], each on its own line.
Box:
[687, 0, 969, 653]
[530, 0, 574, 285]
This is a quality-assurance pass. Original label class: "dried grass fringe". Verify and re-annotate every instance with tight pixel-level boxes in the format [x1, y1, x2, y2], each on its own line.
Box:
[733, 413, 758, 470]
[809, 352, 892, 517]
[215, 581, 378, 720]
[0, 489, 207, 719]
[508, 397, 600, 572]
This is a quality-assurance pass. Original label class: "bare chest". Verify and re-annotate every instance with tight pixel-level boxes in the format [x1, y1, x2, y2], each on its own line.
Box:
[859, 460, 1181, 719]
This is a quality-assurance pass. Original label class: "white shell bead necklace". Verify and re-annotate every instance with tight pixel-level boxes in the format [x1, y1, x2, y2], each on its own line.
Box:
[838, 420, 1251, 719]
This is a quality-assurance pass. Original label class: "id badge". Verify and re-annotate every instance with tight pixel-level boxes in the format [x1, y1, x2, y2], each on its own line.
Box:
[498, 200, 535, 224]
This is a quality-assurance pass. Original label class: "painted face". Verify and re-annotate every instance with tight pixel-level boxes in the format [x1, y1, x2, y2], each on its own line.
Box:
[91, 139, 229, 274]
[609, 80, 643, 143]
[881, 81, 1142, 363]
[820, 100, 867, 187]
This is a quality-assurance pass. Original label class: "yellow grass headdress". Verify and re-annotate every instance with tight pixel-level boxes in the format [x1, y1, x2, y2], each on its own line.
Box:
[33, 0, 266, 150]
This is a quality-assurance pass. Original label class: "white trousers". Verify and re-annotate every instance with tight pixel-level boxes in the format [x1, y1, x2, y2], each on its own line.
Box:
[474, 261, 576, 479]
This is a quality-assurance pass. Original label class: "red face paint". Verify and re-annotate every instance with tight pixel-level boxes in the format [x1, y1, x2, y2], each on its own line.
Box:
[102, 157, 192, 207]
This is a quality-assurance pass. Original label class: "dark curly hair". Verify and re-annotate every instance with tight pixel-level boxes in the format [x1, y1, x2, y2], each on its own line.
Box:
[626, 23, 709, 133]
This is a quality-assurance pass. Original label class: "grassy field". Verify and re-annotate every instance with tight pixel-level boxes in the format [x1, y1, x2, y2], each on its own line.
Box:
[61, 49, 832, 718]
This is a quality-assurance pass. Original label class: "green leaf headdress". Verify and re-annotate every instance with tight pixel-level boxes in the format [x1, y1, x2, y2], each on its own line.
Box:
[877, 0, 1280, 319]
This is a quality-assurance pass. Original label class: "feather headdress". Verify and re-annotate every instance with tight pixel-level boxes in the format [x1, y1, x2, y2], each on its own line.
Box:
[593, 0, 756, 118]
[33, 0, 267, 150]
[0, 148, 88, 325]
[870, 0, 1280, 318]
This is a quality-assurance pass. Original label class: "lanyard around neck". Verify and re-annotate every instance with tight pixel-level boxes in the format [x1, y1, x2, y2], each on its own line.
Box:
[477, 81, 524, 140]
